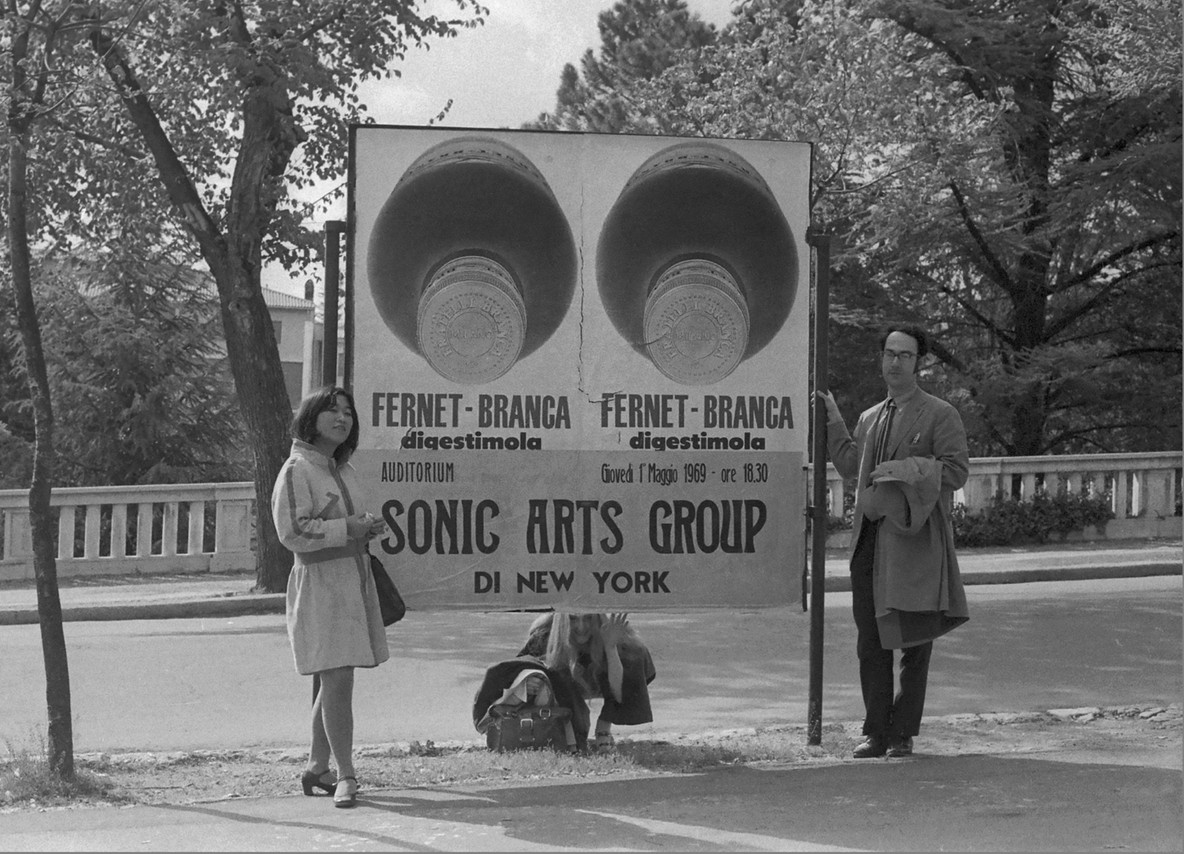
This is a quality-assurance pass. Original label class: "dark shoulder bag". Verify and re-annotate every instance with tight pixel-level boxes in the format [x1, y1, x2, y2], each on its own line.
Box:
[368, 551, 405, 626]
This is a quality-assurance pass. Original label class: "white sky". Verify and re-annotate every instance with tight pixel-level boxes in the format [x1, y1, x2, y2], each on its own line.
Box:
[361, 0, 737, 129]
[270, 0, 738, 295]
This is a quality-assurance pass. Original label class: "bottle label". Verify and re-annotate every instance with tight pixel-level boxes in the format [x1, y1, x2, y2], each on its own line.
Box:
[418, 256, 526, 384]
[643, 259, 750, 385]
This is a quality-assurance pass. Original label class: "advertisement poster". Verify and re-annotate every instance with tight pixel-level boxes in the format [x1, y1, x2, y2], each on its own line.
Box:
[349, 127, 812, 610]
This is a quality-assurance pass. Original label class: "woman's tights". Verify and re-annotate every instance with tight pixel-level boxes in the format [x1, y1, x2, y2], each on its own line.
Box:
[310, 667, 355, 778]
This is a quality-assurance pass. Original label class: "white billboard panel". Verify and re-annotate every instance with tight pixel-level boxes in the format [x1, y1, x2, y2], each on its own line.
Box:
[350, 126, 812, 609]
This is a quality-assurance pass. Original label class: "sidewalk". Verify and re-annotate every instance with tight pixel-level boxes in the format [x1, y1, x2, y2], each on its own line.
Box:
[2, 727, 1180, 852]
[0, 540, 1178, 625]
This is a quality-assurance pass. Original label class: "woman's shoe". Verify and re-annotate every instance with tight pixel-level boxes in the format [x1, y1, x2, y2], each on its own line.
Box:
[333, 776, 358, 808]
[301, 769, 336, 796]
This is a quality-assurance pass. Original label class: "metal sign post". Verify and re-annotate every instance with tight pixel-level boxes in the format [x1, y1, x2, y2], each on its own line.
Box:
[806, 227, 832, 746]
[323, 220, 346, 387]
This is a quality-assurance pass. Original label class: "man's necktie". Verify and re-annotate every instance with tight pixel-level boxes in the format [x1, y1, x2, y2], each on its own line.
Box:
[872, 399, 897, 468]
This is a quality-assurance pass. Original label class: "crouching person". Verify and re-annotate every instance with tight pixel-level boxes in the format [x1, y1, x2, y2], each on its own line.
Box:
[519, 612, 656, 752]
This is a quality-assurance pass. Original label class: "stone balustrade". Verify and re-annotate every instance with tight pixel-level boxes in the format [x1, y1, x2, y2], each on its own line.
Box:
[815, 451, 1183, 548]
[0, 482, 255, 582]
[0, 453, 1179, 581]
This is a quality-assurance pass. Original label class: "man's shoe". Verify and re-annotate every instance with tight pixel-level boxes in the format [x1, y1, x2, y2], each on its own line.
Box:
[886, 736, 913, 757]
[852, 736, 887, 759]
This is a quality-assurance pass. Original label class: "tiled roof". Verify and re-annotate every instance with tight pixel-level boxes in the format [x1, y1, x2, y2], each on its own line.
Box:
[262, 287, 314, 310]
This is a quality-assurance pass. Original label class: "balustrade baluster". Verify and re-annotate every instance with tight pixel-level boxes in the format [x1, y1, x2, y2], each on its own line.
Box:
[84, 504, 102, 559]
[136, 504, 154, 557]
[162, 503, 179, 557]
[111, 503, 129, 558]
[57, 507, 76, 560]
[187, 502, 206, 555]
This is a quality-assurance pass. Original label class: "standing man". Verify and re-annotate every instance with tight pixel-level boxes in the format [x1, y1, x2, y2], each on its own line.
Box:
[818, 324, 970, 758]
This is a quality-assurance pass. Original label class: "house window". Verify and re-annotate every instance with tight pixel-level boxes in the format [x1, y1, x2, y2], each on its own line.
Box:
[272, 320, 282, 344]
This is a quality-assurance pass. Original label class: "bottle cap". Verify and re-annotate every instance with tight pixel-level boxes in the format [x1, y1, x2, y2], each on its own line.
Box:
[417, 255, 527, 384]
[644, 259, 750, 385]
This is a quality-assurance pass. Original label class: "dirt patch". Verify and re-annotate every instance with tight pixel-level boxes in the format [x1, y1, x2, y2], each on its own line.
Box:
[4, 704, 1178, 812]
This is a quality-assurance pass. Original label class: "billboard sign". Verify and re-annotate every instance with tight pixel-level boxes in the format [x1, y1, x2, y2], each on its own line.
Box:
[349, 126, 812, 610]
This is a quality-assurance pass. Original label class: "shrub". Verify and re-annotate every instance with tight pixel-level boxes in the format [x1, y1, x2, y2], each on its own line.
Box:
[825, 484, 856, 534]
[827, 488, 1115, 547]
[952, 489, 1115, 547]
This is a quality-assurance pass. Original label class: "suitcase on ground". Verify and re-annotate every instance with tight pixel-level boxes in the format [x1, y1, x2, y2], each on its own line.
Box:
[484, 703, 573, 752]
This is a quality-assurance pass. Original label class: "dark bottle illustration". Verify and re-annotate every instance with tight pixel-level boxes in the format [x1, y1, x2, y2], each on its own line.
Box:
[367, 136, 578, 384]
[596, 142, 798, 385]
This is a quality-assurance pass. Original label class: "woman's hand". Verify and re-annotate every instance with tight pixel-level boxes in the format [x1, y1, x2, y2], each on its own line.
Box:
[347, 512, 386, 541]
[599, 612, 629, 648]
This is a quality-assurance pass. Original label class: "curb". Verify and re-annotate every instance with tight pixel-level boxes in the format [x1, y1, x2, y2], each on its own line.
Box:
[810, 561, 1183, 593]
[1, 562, 1179, 625]
[0, 594, 285, 626]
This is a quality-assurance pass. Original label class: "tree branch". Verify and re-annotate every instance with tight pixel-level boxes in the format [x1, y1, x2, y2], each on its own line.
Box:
[82, 5, 225, 258]
[946, 178, 1016, 295]
[1057, 231, 1180, 291]
[1106, 345, 1183, 359]
[902, 265, 1014, 350]
[294, 9, 347, 43]
[874, 2, 995, 103]
[44, 115, 147, 161]
[1046, 245, 1180, 339]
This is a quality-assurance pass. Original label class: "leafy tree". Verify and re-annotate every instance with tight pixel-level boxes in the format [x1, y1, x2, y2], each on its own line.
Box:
[71, 0, 486, 591]
[861, 0, 1181, 454]
[2, 0, 483, 778]
[13, 253, 251, 487]
[548, 0, 1181, 454]
[529, 0, 717, 132]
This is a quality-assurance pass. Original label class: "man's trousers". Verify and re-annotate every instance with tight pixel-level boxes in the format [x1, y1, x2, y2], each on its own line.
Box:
[850, 520, 933, 739]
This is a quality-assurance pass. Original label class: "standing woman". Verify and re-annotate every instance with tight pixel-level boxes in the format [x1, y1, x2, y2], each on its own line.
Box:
[272, 385, 388, 808]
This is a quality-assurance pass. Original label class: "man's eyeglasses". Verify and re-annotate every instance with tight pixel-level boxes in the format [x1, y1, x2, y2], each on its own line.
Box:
[882, 349, 917, 363]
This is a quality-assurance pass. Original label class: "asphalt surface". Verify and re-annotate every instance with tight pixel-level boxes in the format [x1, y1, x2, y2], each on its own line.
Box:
[0, 539, 1180, 852]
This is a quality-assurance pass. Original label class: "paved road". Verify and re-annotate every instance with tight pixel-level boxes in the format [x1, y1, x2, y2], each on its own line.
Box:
[2, 576, 1179, 754]
[1, 571, 1180, 851]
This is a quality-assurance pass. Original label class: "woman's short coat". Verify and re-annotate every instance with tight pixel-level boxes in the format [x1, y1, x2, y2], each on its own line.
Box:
[272, 440, 390, 675]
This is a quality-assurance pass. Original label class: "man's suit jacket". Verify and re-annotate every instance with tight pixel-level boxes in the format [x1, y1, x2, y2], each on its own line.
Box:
[827, 387, 971, 646]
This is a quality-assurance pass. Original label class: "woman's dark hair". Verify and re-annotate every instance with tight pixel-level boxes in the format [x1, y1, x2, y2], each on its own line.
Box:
[290, 385, 360, 464]
[878, 324, 930, 360]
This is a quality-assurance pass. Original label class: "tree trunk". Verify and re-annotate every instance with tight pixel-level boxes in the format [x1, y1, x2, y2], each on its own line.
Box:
[7, 106, 75, 783]
[221, 63, 309, 594]
[1003, 49, 1057, 457]
[211, 257, 294, 592]
[88, 18, 297, 592]
[1009, 287, 1051, 456]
